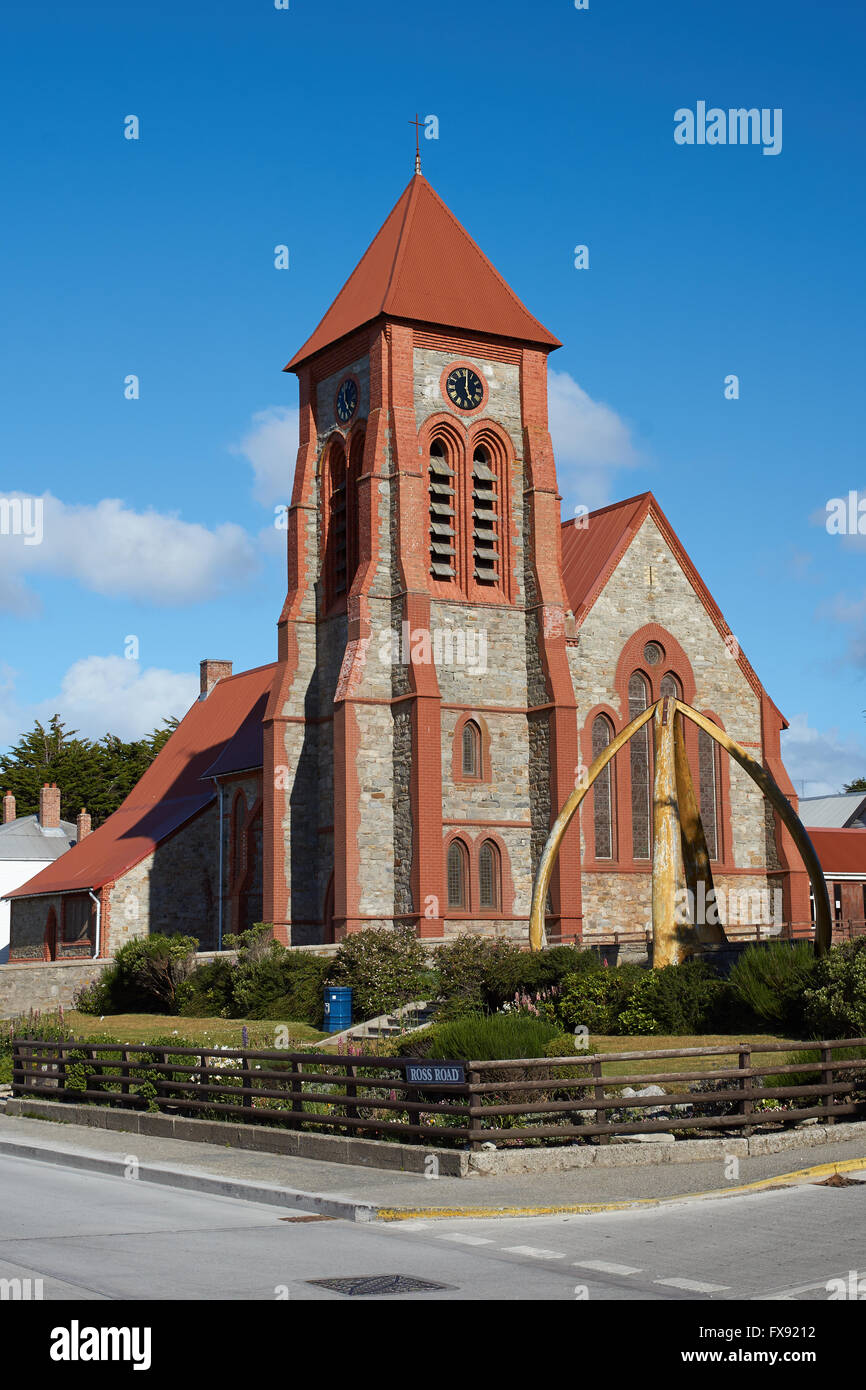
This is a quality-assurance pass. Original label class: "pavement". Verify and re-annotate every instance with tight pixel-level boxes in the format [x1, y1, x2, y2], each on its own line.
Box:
[1, 1143, 864, 1302]
[1, 1111, 864, 1220]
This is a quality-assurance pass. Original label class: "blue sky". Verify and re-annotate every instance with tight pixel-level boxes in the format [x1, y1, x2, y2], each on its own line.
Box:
[1, 0, 865, 794]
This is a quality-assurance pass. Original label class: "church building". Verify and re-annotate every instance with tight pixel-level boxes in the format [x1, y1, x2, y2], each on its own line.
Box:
[3, 170, 811, 969]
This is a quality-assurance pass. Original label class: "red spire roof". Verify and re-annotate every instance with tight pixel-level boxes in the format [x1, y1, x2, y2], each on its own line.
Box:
[285, 174, 560, 370]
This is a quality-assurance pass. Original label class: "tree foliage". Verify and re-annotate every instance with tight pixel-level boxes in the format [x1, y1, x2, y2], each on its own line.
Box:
[0, 714, 179, 827]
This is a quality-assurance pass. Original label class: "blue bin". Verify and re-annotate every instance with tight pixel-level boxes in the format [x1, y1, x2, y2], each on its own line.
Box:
[324, 986, 352, 1034]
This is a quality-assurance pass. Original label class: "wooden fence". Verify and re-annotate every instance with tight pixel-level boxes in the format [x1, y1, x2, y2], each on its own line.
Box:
[11, 1036, 866, 1149]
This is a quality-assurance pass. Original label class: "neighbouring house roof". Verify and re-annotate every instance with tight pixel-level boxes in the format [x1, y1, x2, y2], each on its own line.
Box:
[285, 173, 561, 370]
[799, 793, 866, 829]
[560, 492, 768, 706]
[4, 663, 275, 900]
[808, 827, 866, 876]
[0, 816, 76, 862]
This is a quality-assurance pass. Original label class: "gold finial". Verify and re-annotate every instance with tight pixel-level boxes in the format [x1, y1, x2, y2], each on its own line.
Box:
[409, 113, 423, 174]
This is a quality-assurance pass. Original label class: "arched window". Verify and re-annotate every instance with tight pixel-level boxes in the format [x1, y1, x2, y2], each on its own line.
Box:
[231, 794, 247, 889]
[629, 672, 651, 859]
[346, 430, 364, 588]
[698, 726, 720, 861]
[660, 671, 681, 700]
[471, 445, 499, 585]
[478, 840, 500, 909]
[591, 715, 614, 859]
[429, 438, 457, 581]
[447, 840, 468, 909]
[461, 720, 481, 778]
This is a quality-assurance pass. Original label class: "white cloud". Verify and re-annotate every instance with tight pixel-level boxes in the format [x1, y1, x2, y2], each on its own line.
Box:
[0, 656, 199, 748]
[548, 370, 639, 513]
[780, 713, 866, 798]
[0, 493, 257, 614]
[232, 406, 299, 506]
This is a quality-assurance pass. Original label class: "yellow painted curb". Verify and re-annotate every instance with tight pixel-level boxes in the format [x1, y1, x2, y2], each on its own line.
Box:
[374, 1156, 866, 1222]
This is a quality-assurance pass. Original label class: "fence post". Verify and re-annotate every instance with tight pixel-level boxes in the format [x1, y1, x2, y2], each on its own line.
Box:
[467, 1068, 482, 1150]
[592, 1058, 609, 1144]
[198, 1051, 207, 1104]
[345, 1062, 358, 1130]
[57, 1041, 67, 1097]
[119, 1048, 129, 1100]
[292, 1059, 304, 1126]
[820, 1043, 835, 1124]
[738, 1046, 753, 1136]
[156, 1047, 167, 1109]
[241, 1054, 252, 1116]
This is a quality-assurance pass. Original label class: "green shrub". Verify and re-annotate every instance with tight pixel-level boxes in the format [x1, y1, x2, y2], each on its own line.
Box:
[73, 973, 115, 1016]
[627, 961, 732, 1036]
[803, 938, 866, 1038]
[729, 942, 818, 1032]
[178, 956, 236, 1018]
[327, 925, 427, 1021]
[432, 939, 601, 1021]
[432, 936, 522, 1017]
[555, 963, 648, 1035]
[398, 1012, 561, 1061]
[76, 934, 199, 1015]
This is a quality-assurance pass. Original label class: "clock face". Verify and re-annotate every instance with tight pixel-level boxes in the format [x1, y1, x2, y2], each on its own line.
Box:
[336, 377, 358, 423]
[445, 366, 484, 411]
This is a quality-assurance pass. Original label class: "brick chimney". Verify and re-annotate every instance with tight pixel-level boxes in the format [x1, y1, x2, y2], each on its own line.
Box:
[2, 791, 15, 824]
[39, 782, 61, 829]
[199, 659, 232, 700]
[76, 808, 92, 841]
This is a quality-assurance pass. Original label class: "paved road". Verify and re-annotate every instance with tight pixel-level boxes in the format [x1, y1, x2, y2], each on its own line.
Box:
[0, 1152, 863, 1301]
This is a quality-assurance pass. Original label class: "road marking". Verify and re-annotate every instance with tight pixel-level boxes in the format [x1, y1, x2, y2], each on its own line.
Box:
[573, 1259, 642, 1276]
[502, 1246, 567, 1260]
[654, 1276, 729, 1293]
[437, 1233, 493, 1246]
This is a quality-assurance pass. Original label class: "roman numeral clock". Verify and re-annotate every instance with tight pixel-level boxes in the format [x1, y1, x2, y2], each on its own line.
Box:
[445, 365, 484, 410]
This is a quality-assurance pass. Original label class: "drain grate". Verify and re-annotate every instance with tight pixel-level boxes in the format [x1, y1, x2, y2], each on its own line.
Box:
[307, 1274, 454, 1297]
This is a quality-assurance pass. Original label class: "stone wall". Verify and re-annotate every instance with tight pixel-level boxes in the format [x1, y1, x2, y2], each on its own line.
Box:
[0, 960, 106, 1017]
[570, 512, 771, 935]
[107, 804, 220, 953]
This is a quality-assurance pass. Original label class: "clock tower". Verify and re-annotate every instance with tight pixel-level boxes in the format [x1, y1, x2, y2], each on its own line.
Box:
[264, 171, 583, 945]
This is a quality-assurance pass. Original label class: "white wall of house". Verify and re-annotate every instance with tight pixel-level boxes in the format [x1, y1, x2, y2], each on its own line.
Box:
[0, 862, 51, 964]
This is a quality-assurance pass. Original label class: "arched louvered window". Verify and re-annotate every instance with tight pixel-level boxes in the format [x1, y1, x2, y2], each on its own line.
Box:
[591, 715, 614, 860]
[471, 445, 499, 585]
[429, 439, 457, 581]
[660, 672, 681, 700]
[326, 439, 349, 606]
[447, 840, 468, 909]
[479, 840, 500, 909]
[461, 720, 481, 778]
[629, 672, 651, 859]
[346, 430, 364, 589]
[698, 726, 720, 861]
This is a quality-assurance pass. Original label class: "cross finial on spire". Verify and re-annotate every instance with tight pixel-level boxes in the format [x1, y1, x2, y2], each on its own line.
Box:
[409, 113, 423, 174]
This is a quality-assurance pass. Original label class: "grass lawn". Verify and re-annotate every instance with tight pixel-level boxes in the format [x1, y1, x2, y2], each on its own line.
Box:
[15, 1013, 326, 1049]
[586, 1034, 805, 1082]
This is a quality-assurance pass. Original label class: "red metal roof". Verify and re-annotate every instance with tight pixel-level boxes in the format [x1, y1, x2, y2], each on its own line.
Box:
[5, 663, 275, 898]
[286, 174, 560, 370]
[807, 828, 866, 876]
